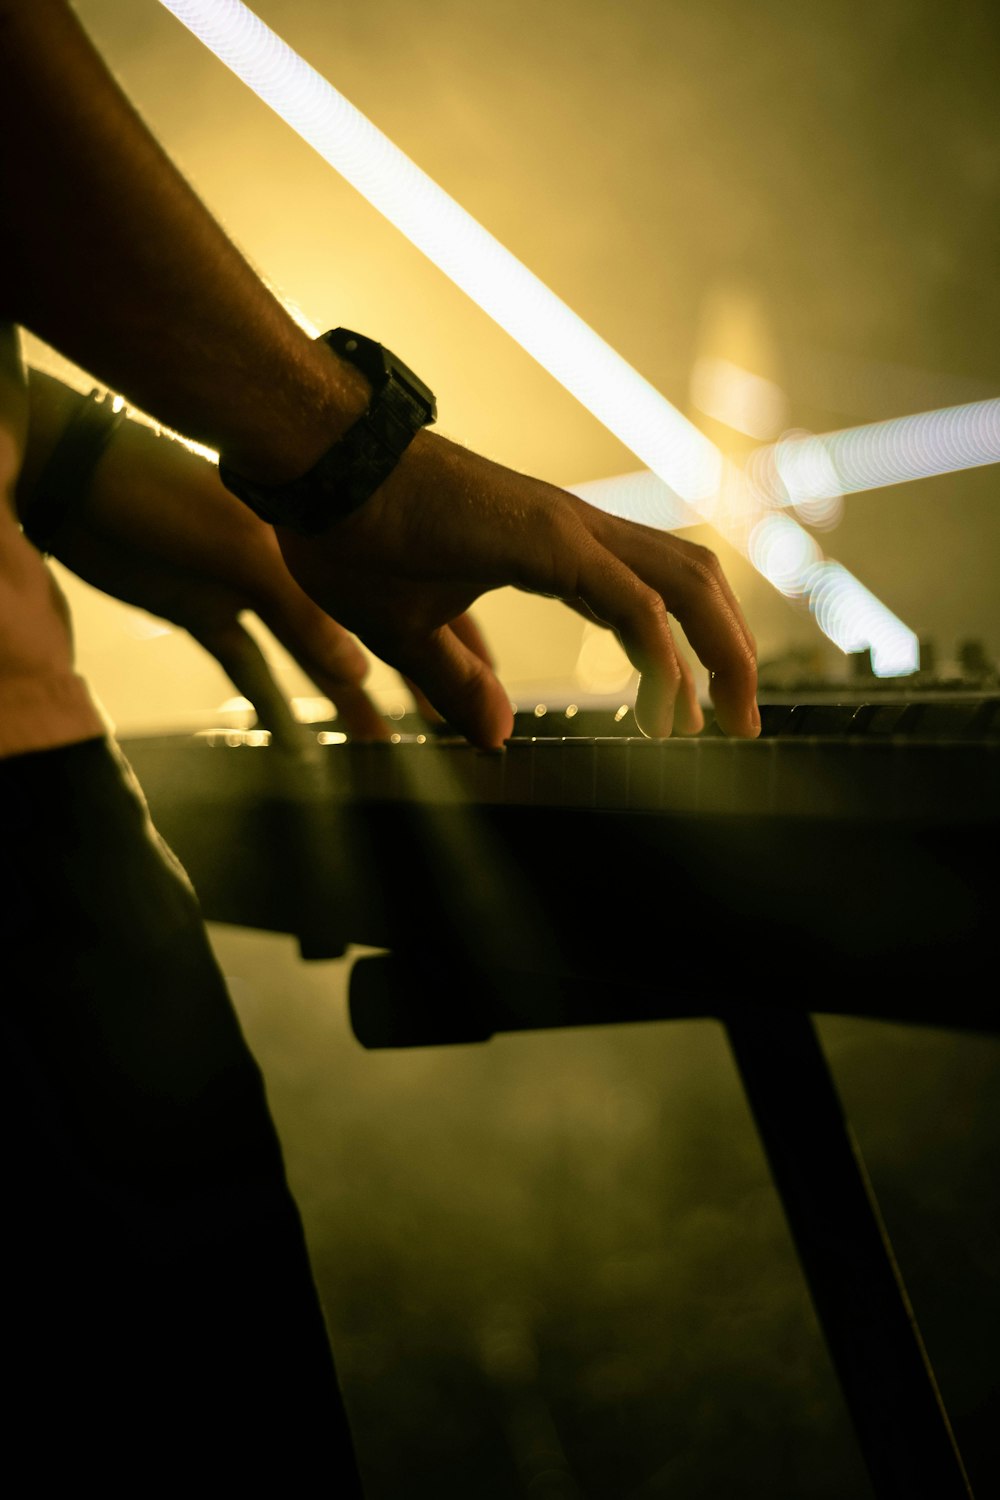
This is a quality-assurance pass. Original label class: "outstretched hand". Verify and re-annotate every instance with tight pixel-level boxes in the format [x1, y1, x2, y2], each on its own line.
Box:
[277, 429, 759, 750]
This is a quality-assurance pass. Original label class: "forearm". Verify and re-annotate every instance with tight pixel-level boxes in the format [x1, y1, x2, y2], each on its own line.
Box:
[15, 369, 82, 512]
[0, 0, 366, 481]
[21, 366, 270, 566]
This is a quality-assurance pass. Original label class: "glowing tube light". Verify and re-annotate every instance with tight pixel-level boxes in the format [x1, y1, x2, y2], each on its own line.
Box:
[807, 564, 919, 677]
[587, 397, 1000, 524]
[157, 0, 721, 504]
[749, 397, 1000, 506]
[747, 514, 919, 677]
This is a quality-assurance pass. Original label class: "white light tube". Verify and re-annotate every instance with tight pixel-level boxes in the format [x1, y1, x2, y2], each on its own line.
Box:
[747, 398, 1000, 507]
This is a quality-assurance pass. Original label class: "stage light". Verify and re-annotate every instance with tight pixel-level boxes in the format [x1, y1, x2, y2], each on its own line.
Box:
[593, 396, 1000, 526]
[746, 516, 917, 674]
[770, 428, 845, 530]
[805, 564, 919, 677]
[740, 432, 847, 531]
[754, 398, 1000, 504]
[748, 514, 822, 598]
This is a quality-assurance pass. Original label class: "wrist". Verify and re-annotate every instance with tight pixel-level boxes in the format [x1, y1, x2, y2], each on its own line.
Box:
[218, 328, 437, 534]
[218, 336, 370, 486]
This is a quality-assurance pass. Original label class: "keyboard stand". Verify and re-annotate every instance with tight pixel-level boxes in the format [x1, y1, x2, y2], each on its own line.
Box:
[349, 953, 975, 1499]
[725, 1006, 971, 1498]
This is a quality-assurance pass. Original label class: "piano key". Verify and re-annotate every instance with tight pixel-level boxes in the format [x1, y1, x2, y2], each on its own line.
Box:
[502, 737, 535, 805]
[529, 737, 567, 808]
[659, 738, 701, 814]
[561, 737, 598, 809]
[593, 737, 630, 810]
[626, 737, 665, 811]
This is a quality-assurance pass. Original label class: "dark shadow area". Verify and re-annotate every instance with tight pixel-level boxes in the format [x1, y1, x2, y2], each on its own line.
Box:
[215, 927, 998, 1498]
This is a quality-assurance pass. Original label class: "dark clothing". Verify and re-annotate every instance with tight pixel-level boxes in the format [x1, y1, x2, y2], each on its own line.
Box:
[1, 735, 362, 1490]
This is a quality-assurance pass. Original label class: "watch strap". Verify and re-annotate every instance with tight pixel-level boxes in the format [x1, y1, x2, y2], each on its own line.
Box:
[218, 328, 436, 535]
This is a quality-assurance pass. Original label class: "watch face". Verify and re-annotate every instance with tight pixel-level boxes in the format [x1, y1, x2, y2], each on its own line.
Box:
[325, 328, 436, 423]
[326, 328, 387, 389]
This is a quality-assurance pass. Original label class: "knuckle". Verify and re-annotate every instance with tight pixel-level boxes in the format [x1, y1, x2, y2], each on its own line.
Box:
[544, 512, 594, 594]
[631, 588, 681, 681]
[679, 540, 724, 590]
[635, 582, 670, 627]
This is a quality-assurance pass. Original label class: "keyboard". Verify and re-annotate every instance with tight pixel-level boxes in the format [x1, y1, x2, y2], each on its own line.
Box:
[119, 692, 1000, 1037]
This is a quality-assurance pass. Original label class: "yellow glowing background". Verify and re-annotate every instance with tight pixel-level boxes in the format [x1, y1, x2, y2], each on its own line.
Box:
[25, 0, 1000, 731]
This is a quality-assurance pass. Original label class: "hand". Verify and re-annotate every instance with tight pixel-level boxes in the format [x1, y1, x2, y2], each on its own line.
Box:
[19, 376, 399, 742]
[277, 430, 759, 750]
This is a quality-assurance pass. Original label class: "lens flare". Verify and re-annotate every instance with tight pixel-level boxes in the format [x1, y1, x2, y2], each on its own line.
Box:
[748, 514, 822, 598]
[805, 564, 919, 677]
[690, 357, 788, 440]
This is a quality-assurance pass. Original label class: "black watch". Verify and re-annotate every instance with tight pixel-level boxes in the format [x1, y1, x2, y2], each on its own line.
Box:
[218, 328, 436, 535]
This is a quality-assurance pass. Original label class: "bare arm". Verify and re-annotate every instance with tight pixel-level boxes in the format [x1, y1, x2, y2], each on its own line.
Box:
[0, 0, 758, 747]
[0, 0, 362, 478]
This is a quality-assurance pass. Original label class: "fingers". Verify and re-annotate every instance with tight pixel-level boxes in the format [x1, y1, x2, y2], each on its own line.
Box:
[672, 650, 705, 736]
[193, 616, 305, 750]
[562, 594, 703, 736]
[402, 675, 444, 725]
[308, 677, 390, 741]
[389, 623, 514, 749]
[275, 441, 756, 741]
[579, 509, 759, 738]
[449, 610, 496, 670]
[569, 539, 689, 738]
[261, 602, 391, 741]
[201, 597, 391, 742]
[402, 610, 496, 727]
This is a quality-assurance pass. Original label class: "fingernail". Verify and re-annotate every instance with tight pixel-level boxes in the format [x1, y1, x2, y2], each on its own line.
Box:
[750, 701, 761, 736]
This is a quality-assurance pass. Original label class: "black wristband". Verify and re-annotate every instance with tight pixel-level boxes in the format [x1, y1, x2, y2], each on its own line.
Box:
[217, 328, 436, 535]
[23, 388, 127, 554]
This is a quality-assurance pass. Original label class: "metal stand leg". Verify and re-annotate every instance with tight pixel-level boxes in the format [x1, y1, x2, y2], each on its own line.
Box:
[725, 1006, 972, 1500]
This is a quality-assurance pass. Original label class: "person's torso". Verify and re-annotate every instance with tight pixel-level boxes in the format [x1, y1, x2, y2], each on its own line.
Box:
[0, 322, 105, 758]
